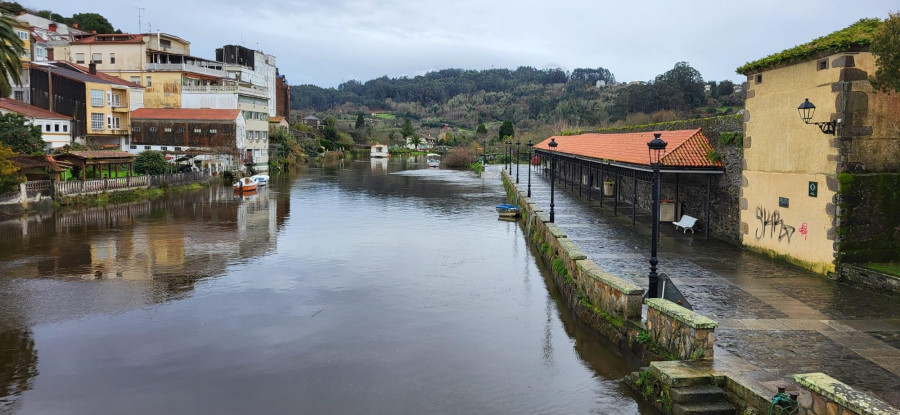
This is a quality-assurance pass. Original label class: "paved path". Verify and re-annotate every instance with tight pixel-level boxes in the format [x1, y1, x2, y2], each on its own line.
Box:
[503, 165, 900, 406]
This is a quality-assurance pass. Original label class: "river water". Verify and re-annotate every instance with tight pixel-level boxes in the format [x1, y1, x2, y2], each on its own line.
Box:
[0, 157, 653, 414]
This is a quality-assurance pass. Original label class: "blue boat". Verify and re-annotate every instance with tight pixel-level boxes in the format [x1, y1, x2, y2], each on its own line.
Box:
[496, 204, 520, 218]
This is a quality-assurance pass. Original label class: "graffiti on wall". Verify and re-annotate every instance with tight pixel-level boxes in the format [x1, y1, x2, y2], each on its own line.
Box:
[754, 206, 797, 243]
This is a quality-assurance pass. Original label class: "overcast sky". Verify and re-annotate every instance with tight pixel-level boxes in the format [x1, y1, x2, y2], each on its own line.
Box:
[34, 0, 897, 88]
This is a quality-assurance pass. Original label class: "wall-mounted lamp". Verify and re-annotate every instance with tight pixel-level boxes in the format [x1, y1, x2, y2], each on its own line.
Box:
[797, 98, 837, 135]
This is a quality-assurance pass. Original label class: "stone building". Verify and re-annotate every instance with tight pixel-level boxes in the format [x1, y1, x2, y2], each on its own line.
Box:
[737, 18, 900, 275]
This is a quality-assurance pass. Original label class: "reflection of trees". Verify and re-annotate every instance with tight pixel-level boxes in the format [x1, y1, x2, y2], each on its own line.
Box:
[0, 328, 38, 413]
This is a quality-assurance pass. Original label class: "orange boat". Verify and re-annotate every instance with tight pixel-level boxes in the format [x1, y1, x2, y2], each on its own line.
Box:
[232, 177, 258, 192]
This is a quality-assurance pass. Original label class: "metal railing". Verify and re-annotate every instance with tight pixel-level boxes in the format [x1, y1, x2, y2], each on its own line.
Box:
[53, 172, 209, 197]
[146, 63, 227, 78]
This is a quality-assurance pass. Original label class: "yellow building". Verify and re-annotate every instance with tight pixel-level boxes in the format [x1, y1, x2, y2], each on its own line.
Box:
[737, 18, 900, 275]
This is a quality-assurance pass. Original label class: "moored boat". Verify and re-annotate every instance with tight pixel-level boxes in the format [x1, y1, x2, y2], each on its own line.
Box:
[496, 203, 520, 218]
[233, 177, 258, 192]
[371, 144, 390, 158]
[250, 174, 269, 186]
[426, 153, 441, 168]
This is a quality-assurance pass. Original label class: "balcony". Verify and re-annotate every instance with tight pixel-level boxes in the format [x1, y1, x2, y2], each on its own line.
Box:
[181, 84, 268, 99]
[111, 104, 129, 112]
[146, 63, 227, 78]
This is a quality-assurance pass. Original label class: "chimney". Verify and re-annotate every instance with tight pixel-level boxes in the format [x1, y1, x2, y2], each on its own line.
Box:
[88, 63, 96, 75]
[48, 23, 57, 32]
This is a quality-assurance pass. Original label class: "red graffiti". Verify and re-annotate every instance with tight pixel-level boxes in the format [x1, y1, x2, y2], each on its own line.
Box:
[799, 222, 808, 240]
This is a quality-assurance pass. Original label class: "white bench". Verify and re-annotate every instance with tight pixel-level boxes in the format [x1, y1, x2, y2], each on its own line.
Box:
[673, 215, 698, 233]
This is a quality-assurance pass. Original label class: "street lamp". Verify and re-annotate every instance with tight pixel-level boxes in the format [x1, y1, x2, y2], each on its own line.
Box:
[548, 138, 558, 223]
[484, 139, 488, 165]
[505, 141, 510, 171]
[526, 141, 533, 197]
[797, 98, 837, 135]
[647, 133, 667, 298]
[515, 140, 520, 184]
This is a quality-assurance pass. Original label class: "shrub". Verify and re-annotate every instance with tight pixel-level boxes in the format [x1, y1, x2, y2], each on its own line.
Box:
[443, 147, 476, 167]
[134, 150, 168, 175]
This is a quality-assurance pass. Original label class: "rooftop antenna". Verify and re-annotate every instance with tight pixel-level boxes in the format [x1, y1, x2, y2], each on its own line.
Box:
[131, 6, 145, 34]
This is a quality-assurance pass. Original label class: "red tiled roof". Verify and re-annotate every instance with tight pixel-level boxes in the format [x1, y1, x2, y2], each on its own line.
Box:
[131, 108, 241, 121]
[534, 129, 724, 168]
[71, 34, 143, 44]
[11, 155, 65, 172]
[0, 98, 71, 120]
[269, 116, 285, 122]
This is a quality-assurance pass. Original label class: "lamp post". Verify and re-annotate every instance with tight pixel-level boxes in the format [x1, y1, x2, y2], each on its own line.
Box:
[797, 98, 837, 135]
[515, 140, 520, 184]
[484, 139, 488, 165]
[548, 138, 558, 222]
[647, 133, 667, 298]
[505, 141, 510, 171]
[526, 141, 533, 197]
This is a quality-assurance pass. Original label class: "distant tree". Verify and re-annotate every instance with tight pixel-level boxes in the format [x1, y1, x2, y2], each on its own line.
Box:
[476, 123, 488, 137]
[0, 143, 22, 193]
[717, 80, 735, 96]
[654, 62, 706, 111]
[355, 112, 365, 129]
[0, 2, 24, 14]
[498, 120, 514, 140]
[871, 12, 900, 93]
[324, 117, 336, 128]
[407, 134, 424, 149]
[0, 113, 44, 154]
[400, 117, 414, 138]
[69, 13, 116, 34]
[133, 151, 167, 175]
[0, 15, 24, 98]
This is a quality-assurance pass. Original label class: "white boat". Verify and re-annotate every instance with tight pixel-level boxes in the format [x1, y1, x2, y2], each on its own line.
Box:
[250, 174, 269, 186]
[233, 177, 258, 192]
[426, 153, 441, 168]
[370, 144, 390, 158]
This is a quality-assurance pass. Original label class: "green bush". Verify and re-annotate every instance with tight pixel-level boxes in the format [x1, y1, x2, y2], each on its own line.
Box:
[134, 150, 168, 175]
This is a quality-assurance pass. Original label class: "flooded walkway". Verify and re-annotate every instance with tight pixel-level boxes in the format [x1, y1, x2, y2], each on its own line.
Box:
[512, 163, 900, 406]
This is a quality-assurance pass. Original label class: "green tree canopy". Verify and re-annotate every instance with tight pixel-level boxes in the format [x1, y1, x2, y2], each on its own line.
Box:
[0, 113, 44, 154]
[0, 2, 24, 14]
[133, 150, 168, 175]
[498, 120, 514, 140]
[0, 15, 24, 97]
[871, 12, 900, 93]
[400, 117, 414, 138]
[69, 13, 117, 34]
[355, 113, 365, 129]
[476, 123, 488, 136]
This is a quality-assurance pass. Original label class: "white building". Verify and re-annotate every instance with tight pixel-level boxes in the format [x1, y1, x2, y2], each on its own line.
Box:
[0, 97, 73, 148]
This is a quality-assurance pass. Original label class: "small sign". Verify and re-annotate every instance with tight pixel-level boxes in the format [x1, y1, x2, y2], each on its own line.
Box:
[808, 181, 818, 197]
[779, 197, 790, 208]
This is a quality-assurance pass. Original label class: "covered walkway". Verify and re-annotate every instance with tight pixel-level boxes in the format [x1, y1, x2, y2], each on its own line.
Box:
[500, 163, 900, 406]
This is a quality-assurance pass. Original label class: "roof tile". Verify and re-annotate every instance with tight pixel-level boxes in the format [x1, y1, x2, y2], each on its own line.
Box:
[0, 98, 72, 120]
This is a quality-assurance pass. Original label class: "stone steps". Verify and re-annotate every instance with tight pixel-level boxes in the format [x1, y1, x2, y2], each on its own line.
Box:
[673, 402, 735, 415]
[671, 385, 727, 404]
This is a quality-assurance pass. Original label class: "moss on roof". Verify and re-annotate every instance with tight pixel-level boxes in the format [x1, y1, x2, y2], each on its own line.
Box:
[736, 18, 882, 75]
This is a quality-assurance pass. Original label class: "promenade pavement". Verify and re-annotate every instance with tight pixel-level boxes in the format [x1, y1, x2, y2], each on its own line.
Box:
[497, 165, 900, 406]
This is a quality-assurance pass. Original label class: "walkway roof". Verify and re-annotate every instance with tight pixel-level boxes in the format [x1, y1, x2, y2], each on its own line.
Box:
[534, 129, 724, 171]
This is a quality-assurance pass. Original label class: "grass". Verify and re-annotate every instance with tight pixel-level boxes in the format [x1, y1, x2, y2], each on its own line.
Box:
[374, 113, 396, 119]
[866, 262, 900, 276]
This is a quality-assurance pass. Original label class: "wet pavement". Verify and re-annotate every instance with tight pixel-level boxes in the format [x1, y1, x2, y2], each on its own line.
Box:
[506, 164, 900, 406]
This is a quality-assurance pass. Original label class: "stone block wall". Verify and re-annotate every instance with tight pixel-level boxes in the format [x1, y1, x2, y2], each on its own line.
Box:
[795, 373, 898, 415]
[576, 260, 643, 320]
[645, 298, 718, 360]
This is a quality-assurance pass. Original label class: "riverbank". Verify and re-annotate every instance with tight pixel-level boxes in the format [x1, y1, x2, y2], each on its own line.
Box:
[56, 182, 209, 207]
[501, 168, 900, 414]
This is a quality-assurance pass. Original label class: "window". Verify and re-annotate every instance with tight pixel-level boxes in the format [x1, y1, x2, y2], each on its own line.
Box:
[209, 128, 217, 134]
[262, 131, 267, 139]
[110, 93, 121, 107]
[91, 113, 104, 130]
[178, 128, 185, 133]
[755, 74, 762, 84]
[194, 128, 202, 133]
[149, 127, 157, 132]
[110, 53, 116, 64]
[75, 53, 85, 64]
[160, 146, 167, 151]
[44, 124, 50, 132]
[130, 76, 141, 85]
[174, 147, 181, 151]
[54, 124, 60, 132]
[13, 91, 23, 101]
[130, 145, 137, 150]
[16, 30, 27, 40]
[92, 53, 102, 64]
[62, 124, 68, 132]
[132, 126, 141, 132]
[107, 116, 121, 130]
[160, 39, 172, 49]
[145, 76, 152, 87]
[817, 59, 828, 71]
[144, 145, 151, 150]
[90, 89, 104, 107]
[164, 127, 172, 133]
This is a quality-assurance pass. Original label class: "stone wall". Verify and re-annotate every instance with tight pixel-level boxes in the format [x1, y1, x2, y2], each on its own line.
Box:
[795, 373, 899, 415]
[645, 298, 717, 360]
[836, 173, 900, 264]
[840, 264, 900, 294]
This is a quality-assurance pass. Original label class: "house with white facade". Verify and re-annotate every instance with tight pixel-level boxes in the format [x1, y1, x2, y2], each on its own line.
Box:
[0, 97, 72, 148]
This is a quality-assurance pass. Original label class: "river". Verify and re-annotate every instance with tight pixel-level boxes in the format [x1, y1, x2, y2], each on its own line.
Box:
[0, 157, 654, 414]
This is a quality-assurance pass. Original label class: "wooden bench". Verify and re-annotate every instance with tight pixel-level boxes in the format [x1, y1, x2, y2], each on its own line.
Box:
[673, 215, 698, 233]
